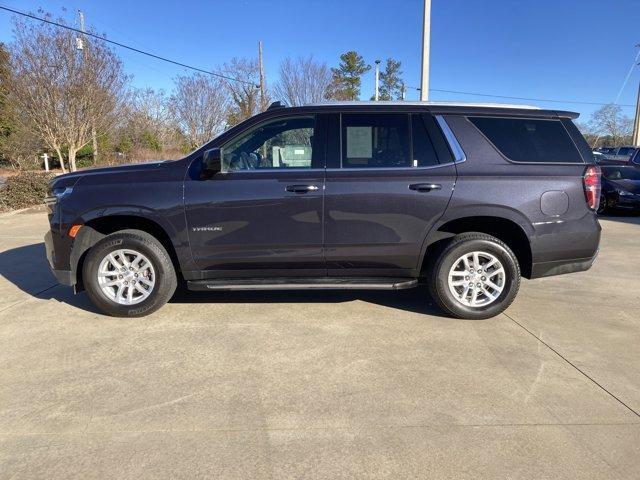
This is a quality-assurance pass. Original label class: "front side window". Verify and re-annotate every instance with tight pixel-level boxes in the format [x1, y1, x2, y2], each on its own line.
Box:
[469, 116, 583, 163]
[222, 116, 315, 172]
[602, 166, 640, 181]
[342, 114, 410, 168]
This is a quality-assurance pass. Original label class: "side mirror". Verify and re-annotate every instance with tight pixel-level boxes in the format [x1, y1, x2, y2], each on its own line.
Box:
[201, 148, 221, 179]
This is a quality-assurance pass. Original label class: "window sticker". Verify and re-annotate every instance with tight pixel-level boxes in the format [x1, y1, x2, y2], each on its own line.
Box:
[347, 126, 372, 158]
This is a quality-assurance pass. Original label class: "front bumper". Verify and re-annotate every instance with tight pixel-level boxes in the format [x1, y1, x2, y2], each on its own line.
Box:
[614, 194, 640, 209]
[44, 230, 74, 286]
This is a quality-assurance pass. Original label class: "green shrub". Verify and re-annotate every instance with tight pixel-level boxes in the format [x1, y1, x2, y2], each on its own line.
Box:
[0, 171, 55, 211]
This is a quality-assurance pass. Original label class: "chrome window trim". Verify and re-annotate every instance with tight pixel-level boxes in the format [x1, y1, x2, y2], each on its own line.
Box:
[435, 115, 466, 164]
[325, 163, 454, 173]
[219, 168, 325, 174]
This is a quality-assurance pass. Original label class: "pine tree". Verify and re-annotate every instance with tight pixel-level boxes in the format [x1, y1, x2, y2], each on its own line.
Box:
[378, 58, 403, 101]
[325, 51, 371, 101]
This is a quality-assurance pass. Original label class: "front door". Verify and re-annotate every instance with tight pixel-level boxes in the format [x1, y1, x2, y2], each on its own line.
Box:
[324, 112, 457, 277]
[184, 114, 326, 277]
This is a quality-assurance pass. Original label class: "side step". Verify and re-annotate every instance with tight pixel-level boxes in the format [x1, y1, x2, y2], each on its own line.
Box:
[187, 277, 419, 292]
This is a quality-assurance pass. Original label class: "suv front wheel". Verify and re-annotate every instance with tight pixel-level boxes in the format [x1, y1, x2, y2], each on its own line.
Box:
[428, 232, 520, 320]
[83, 230, 177, 317]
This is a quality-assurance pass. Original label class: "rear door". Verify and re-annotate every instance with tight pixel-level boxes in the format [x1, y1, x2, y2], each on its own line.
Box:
[184, 114, 327, 277]
[323, 111, 457, 277]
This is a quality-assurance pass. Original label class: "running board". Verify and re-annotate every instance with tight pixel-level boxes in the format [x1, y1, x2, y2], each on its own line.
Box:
[187, 277, 419, 292]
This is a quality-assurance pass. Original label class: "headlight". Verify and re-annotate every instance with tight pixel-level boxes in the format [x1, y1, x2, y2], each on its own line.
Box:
[619, 190, 633, 196]
[44, 186, 73, 206]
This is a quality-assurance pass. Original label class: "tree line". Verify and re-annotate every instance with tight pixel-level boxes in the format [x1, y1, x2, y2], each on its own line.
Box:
[0, 12, 406, 172]
[1, 12, 634, 173]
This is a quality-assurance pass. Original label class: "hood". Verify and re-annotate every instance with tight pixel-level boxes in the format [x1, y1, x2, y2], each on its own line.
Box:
[608, 178, 640, 194]
[51, 161, 167, 188]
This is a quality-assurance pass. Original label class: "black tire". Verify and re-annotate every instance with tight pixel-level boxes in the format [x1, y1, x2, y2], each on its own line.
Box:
[597, 194, 607, 215]
[82, 229, 177, 317]
[427, 232, 520, 320]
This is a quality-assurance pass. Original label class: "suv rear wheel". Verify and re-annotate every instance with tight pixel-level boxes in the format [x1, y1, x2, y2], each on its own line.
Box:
[428, 232, 520, 319]
[83, 230, 177, 317]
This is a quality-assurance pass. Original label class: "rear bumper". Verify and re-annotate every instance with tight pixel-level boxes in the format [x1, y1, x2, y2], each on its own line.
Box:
[530, 250, 599, 279]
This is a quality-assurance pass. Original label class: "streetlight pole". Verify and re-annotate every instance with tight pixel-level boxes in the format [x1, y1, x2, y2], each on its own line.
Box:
[374, 59, 381, 101]
[420, 0, 431, 101]
[633, 63, 640, 146]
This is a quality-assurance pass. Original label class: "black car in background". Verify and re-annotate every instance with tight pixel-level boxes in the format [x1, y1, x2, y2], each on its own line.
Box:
[44, 101, 602, 320]
[598, 146, 639, 164]
[629, 149, 640, 169]
[598, 165, 640, 214]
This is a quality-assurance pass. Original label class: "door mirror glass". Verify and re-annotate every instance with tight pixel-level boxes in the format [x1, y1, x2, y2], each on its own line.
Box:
[202, 148, 221, 178]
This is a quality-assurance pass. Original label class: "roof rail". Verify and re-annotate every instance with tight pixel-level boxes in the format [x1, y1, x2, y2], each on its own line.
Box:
[268, 101, 286, 110]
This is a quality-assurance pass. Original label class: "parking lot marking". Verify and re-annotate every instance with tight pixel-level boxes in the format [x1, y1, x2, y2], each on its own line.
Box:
[505, 312, 640, 419]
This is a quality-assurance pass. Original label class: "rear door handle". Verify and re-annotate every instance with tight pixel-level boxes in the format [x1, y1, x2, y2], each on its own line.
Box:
[285, 184, 319, 193]
[409, 183, 442, 192]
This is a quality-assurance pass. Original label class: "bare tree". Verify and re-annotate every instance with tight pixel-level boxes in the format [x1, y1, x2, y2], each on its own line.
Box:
[223, 57, 263, 126]
[125, 88, 177, 151]
[170, 73, 229, 150]
[9, 13, 126, 172]
[273, 56, 332, 106]
[587, 104, 633, 147]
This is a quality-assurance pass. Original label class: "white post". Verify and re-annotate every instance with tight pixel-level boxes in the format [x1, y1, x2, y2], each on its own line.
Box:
[42, 153, 49, 172]
[420, 0, 431, 101]
[374, 60, 381, 101]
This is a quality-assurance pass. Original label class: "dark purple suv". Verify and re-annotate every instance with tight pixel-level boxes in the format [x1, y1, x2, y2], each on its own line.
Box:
[44, 102, 601, 319]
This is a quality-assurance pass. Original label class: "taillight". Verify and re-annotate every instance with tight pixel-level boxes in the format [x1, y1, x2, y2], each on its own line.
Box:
[583, 165, 601, 211]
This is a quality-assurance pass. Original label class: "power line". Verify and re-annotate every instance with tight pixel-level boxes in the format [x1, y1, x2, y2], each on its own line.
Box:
[405, 85, 635, 108]
[2, 4, 635, 109]
[429, 88, 635, 108]
[0, 5, 259, 88]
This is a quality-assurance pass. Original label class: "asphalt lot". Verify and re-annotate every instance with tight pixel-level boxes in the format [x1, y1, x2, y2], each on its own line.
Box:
[0, 210, 638, 479]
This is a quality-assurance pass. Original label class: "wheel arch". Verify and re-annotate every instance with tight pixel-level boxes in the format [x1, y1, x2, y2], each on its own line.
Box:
[421, 214, 533, 279]
[74, 214, 183, 291]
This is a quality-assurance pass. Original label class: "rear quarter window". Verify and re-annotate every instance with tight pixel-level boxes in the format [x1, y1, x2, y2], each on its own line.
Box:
[469, 116, 584, 163]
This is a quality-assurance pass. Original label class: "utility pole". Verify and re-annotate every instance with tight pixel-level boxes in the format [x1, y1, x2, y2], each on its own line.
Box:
[374, 59, 381, 101]
[633, 75, 640, 147]
[420, 0, 431, 101]
[401, 83, 406, 101]
[258, 41, 266, 111]
[78, 10, 99, 166]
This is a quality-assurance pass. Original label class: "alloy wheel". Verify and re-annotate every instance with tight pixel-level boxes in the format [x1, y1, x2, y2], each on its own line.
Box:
[447, 251, 506, 308]
[97, 249, 156, 305]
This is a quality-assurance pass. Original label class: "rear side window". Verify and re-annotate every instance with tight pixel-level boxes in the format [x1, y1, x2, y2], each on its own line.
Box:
[469, 117, 584, 163]
[342, 114, 410, 168]
[617, 147, 634, 156]
[411, 114, 439, 167]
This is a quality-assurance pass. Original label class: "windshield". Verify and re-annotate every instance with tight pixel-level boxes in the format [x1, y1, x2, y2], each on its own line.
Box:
[602, 166, 640, 181]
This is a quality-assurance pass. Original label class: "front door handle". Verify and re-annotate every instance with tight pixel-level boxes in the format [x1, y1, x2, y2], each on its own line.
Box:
[409, 183, 442, 192]
[285, 184, 319, 193]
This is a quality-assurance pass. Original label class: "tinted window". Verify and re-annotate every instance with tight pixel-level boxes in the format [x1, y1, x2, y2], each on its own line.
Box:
[411, 114, 439, 167]
[342, 114, 409, 168]
[469, 117, 583, 163]
[602, 167, 640, 180]
[222, 116, 315, 171]
[617, 147, 634, 156]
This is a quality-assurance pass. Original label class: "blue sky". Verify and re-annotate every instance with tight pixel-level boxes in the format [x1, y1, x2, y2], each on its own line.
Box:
[1, 0, 639, 122]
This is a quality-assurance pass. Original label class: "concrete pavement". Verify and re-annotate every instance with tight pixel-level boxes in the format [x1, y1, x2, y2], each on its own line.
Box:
[0, 210, 638, 479]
